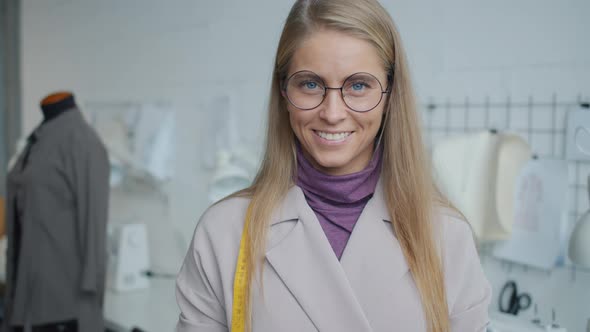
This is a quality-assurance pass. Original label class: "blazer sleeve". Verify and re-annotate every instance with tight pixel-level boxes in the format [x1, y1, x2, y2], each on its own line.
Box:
[72, 132, 110, 293]
[175, 212, 229, 332]
[443, 215, 492, 332]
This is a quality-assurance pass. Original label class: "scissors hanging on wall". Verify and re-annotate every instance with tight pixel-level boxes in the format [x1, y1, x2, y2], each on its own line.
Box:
[499, 280, 532, 315]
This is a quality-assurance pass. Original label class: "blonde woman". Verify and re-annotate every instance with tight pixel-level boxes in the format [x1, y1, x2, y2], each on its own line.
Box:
[176, 0, 491, 331]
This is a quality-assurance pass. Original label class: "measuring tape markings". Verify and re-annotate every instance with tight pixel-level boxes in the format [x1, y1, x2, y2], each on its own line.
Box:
[231, 203, 253, 332]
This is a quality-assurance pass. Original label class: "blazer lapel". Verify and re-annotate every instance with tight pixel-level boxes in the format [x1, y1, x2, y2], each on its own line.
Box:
[340, 180, 411, 326]
[265, 186, 373, 332]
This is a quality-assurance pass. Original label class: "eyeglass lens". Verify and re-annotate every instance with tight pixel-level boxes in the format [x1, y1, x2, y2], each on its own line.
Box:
[285, 71, 385, 112]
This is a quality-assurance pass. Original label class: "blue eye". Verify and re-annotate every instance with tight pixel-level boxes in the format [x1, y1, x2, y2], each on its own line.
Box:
[352, 83, 365, 91]
[305, 82, 318, 89]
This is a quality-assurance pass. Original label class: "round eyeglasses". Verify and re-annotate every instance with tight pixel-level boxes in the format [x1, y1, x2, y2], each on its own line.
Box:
[283, 71, 390, 113]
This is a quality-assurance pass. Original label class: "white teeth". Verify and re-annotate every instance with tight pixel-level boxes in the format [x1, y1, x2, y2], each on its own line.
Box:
[316, 131, 351, 141]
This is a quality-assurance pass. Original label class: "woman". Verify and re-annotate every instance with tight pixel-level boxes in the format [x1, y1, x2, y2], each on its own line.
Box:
[176, 0, 491, 331]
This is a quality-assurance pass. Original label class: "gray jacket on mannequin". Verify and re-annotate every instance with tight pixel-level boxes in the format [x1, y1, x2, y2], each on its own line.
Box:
[4, 108, 109, 332]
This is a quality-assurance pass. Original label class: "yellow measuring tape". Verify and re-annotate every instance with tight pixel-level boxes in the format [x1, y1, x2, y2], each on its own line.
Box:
[231, 203, 252, 332]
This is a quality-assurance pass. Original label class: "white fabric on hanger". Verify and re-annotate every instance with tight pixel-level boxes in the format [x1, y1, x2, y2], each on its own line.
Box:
[432, 130, 531, 241]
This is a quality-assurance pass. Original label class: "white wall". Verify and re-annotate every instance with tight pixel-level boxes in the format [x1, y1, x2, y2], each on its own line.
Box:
[20, 0, 294, 272]
[20, 0, 590, 330]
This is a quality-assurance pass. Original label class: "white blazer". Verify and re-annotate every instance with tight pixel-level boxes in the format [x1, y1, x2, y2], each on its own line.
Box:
[176, 181, 492, 331]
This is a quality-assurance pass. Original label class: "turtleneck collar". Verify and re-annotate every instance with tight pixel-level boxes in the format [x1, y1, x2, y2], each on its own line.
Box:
[295, 141, 383, 207]
[295, 141, 383, 259]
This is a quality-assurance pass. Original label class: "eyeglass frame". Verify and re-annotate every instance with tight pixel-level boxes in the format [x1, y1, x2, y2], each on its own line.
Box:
[281, 69, 393, 113]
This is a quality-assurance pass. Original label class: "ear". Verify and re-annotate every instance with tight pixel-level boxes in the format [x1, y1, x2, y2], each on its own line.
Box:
[387, 66, 394, 89]
[279, 76, 287, 97]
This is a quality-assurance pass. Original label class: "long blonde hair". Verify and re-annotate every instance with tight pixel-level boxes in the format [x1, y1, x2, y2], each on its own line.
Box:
[231, 0, 450, 331]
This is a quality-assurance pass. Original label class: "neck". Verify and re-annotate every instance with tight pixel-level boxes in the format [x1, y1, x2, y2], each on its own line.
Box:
[41, 93, 76, 122]
[295, 142, 383, 259]
[295, 141, 383, 203]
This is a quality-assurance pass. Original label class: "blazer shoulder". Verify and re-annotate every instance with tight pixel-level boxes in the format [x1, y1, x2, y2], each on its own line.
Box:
[433, 206, 474, 244]
[177, 196, 252, 330]
[193, 196, 252, 247]
[65, 118, 108, 156]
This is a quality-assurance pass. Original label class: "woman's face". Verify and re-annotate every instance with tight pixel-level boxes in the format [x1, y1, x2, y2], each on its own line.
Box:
[286, 29, 388, 176]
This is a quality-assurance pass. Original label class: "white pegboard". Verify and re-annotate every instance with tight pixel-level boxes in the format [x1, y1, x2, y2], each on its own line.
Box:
[420, 95, 590, 331]
[422, 95, 590, 226]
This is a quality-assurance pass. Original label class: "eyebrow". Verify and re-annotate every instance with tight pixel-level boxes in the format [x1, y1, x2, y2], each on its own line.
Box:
[290, 70, 386, 85]
[295, 70, 349, 84]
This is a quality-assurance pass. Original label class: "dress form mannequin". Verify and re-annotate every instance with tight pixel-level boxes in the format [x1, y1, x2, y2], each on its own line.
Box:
[5, 91, 109, 332]
[40, 91, 76, 123]
[19, 92, 77, 171]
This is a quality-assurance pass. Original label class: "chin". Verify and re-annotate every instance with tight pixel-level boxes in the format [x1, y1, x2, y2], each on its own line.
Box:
[312, 155, 351, 172]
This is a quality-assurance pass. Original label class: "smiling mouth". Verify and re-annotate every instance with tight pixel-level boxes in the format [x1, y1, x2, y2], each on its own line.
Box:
[314, 130, 352, 141]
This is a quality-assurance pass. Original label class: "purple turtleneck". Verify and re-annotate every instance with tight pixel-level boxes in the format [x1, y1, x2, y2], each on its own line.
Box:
[295, 143, 382, 260]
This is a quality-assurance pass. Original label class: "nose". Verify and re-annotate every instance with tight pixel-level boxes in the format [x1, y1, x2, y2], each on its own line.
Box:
[319, 88, 348, 123]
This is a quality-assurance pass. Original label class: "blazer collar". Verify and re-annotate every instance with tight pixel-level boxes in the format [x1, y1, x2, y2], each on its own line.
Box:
[269, 184, 300, 225]
[265, 179, 409, 331]
[271, 179, 391, 225]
